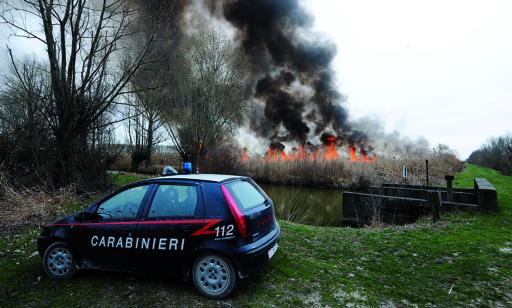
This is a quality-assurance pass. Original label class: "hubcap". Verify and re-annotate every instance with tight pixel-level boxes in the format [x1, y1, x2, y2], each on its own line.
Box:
[46, 247, 72, 276]
[195, 256, 230, 295]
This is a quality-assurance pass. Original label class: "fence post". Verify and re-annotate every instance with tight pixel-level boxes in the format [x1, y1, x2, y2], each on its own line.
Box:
[427, 190, 441, 222]
[445, 175, 454, 202]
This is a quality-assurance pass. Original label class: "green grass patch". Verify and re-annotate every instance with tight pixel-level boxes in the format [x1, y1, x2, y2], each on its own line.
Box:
[1, 164, 511, 306]
[111, 173, 150, 187]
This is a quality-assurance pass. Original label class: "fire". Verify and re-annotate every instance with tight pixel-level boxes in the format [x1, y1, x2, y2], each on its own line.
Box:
[264, 148, 279, 161]
[288, 147, 298, 161]
[324, 135, 339, 161]
[241, 148, 249, 161]
[298, 145, 307, 160]
[360, 150, 376, 163]
[241, 143, 377, 163]
[349, 145, 357, 161]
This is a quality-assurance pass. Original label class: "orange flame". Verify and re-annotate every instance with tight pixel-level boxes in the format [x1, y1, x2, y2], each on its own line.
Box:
[323, 136, 339, 160]
[241, 143, 376, 163]
[264, 149, 278, 161]
[241, 148, 249, 162]
[280, 150, 287, 161]
[349, 145, 357, 161]
[288, 147, 297, 161]
[298, 145, 307, 160]
[361, 152, 377, 163]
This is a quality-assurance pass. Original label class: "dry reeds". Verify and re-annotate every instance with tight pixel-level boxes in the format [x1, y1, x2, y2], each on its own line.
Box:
[237, 159, 347, 188]
[236, 154, 463, 188]
[0, 172, 80, 232]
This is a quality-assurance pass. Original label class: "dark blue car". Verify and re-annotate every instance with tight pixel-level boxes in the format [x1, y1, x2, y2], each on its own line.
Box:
[37, 174, 280, 298]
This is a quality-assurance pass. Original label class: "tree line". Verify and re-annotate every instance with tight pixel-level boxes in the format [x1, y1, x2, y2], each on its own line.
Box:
[0, 0, 248, 190]
[468, 135, 512, 175]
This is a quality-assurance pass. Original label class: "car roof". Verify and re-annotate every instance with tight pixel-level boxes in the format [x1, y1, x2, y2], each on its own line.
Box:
[150, 174, 243, 183]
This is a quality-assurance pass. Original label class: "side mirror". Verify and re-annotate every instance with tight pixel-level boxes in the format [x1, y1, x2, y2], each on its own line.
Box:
[75, 211, 98, 221]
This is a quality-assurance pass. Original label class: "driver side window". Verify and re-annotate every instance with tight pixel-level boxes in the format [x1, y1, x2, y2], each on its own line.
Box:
[97, 185, 150, 220]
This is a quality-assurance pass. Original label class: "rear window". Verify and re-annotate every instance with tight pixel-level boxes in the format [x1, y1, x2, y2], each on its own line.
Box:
[225, 180, 266, 211]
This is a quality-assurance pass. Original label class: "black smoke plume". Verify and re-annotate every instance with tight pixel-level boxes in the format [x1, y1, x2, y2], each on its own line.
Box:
[220, 0, 362, 145]
[132, 0, 369, 148]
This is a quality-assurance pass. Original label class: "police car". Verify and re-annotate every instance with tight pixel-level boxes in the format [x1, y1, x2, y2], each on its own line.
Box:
[37, 172, 280, 298]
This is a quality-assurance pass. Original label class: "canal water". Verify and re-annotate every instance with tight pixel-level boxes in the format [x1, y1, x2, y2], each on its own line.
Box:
[259, 184, 343, 226]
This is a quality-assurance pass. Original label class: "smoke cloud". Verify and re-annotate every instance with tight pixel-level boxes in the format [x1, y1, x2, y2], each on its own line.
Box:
[218, 0, 361, 145]
[351, 115, 432, 158]
[133, 0, 370, 150]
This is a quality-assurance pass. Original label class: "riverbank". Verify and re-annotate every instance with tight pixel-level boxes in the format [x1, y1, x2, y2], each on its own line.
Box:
[1, 164, 510, 306]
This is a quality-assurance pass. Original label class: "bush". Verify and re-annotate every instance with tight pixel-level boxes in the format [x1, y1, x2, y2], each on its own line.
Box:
[109, 153, 181, 175]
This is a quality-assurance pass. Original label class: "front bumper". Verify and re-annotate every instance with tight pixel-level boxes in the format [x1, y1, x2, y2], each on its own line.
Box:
[234, 222, 281, 278]
[37, 235, 50, 258]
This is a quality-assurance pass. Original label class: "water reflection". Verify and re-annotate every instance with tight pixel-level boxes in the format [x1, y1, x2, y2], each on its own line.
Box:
[259, 184, 343, 226]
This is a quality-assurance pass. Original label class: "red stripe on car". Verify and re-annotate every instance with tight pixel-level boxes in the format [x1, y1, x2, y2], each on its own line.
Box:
[190, 219, 223, 236]
[47, 219, 218, 228]
[221, 184, 247, 237]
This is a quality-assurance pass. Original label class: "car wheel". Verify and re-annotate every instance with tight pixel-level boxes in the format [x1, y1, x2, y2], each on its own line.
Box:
[43, 242, 77, 280]
[192, 253, 236, 299]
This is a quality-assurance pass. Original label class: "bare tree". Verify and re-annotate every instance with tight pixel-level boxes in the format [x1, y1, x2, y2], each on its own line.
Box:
[163, 27, 249, 172]
[0, 59, 53, 182]
[0, 0, 154, 187]
[116, 0, 178, 171]
[468, 135, 512, 175]
[0, 58, 125, 189]
[123, 91, 165, 170]
[123, 36, 168, 170]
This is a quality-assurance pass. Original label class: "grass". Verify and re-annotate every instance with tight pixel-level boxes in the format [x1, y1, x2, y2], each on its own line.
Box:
[1, 164, 511, 306]
[110, 172, 151, 187]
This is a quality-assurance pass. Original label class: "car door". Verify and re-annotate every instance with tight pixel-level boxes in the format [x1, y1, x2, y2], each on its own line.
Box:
[133, 182, 205, 270]
[76, 184, 152, 270]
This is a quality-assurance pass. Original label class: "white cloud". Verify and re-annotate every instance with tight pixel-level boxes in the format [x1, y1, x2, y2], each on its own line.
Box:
[303, 0, 512, 158]
[0, 10, 46, 72]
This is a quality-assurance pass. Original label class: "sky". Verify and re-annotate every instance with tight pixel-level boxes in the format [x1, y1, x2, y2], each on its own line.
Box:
[303, 0, 512, 158]
[1, 1, 511, 158]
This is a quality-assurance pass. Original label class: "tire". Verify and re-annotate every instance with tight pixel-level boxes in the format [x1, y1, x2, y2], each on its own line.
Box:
[192, 253, 236, 299]
[42, 242, 77, 280]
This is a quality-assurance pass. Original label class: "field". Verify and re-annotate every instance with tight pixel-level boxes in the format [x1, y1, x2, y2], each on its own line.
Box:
[0, 164, 511, 306]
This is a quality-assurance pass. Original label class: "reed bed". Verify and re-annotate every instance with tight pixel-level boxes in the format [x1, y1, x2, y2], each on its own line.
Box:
[0, 172, 81, 233]
[236, 154, 463, 188]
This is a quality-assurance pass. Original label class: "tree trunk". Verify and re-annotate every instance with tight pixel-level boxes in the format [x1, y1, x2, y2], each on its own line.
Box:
[145, 116, 154, 168]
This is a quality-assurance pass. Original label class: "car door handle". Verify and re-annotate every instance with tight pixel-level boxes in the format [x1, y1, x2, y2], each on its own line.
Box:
[119, 225, 131, 231]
